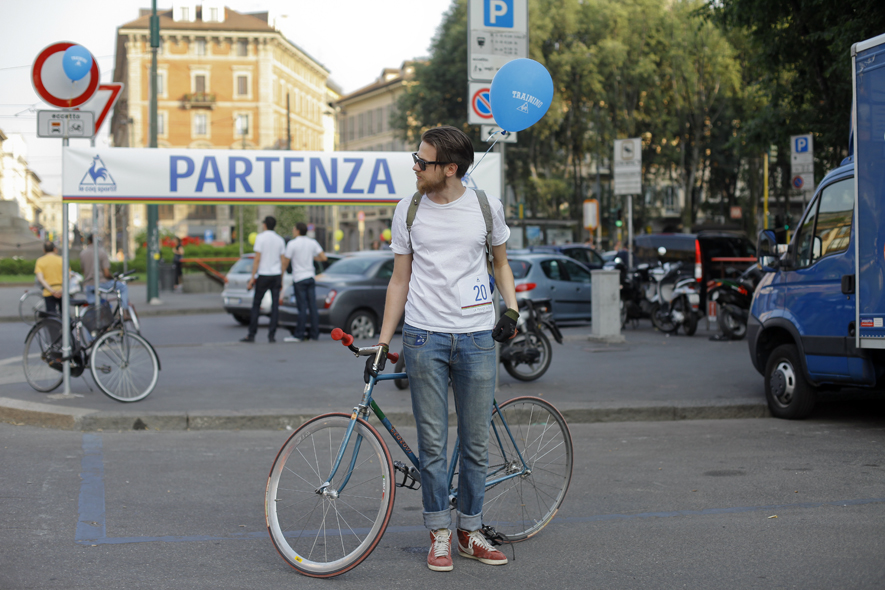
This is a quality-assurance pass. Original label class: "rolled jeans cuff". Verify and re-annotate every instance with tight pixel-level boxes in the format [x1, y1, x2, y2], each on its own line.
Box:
[422, 508, 452, 531]
[456, 510, 483, 532]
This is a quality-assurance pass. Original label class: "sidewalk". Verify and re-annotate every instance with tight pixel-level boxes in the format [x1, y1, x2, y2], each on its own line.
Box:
[0, 284, 223, 322]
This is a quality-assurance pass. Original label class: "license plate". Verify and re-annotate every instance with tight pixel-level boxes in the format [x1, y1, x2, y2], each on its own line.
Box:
[232, 298, 241, 304]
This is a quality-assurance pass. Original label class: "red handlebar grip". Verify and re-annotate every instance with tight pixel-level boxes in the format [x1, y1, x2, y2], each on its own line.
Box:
[331, 328, 344, 340]
[387, 352, 399, 363]
[341, 333, 354, 346]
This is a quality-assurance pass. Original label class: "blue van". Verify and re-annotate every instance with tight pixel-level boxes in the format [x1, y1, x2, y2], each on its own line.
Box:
[748, 31, 885, 419]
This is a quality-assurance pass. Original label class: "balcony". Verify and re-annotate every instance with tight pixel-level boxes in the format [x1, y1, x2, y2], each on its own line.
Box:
[181, 92, 216, 110]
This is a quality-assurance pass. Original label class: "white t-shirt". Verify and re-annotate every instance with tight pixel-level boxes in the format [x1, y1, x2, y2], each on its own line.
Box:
[390, 188, 510, 333]
[285, 236, 324, 282]
[253, 230, 286, 276]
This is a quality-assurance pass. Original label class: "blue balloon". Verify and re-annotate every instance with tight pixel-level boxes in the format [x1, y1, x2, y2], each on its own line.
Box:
[489, 59, 554, 133]
[62, 45, 93, 82]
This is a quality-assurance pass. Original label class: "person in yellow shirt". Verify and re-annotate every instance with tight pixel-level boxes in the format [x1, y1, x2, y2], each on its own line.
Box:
[34, 241, 64, 315]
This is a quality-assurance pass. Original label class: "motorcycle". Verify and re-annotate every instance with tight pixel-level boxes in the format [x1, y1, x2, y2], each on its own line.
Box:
[708, 264, 762, 340]
[393, 298, 563, 387]
[604, 255, 648, 328]
[646, 258, 700, 336]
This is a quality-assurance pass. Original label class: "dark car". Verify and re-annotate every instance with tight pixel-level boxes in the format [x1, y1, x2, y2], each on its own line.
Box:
[508, 253, 593, 322]
[633, 231, 756, 305]
[522, 244, 605, 269]
[279, 252, 395, 340]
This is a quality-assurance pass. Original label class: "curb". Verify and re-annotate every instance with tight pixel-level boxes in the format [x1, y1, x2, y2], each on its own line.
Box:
[0, 397, 771, 432]
[0, 306, 223, 323]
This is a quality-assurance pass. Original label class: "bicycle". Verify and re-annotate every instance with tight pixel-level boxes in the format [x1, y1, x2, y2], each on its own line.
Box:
[21, 271, 159, 402]
[264, 327, 573, 578]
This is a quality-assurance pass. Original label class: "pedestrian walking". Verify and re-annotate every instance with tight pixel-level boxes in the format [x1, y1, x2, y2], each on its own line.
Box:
[281, 222, 327, 342]
[240, 216, 286, 343]
[80, 235, 130, 315]
[374, 126, 520, 572]
[34, 241, 63, 315]
[172, 237, 184, 292]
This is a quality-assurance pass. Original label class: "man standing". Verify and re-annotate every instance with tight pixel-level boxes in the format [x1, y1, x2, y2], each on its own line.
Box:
[281, 222, 327, 342]
[375, 126, 520, 572]
[81, 235, 130, 312]
[241, 216, 286, 343]
[34, 241, 63, 315]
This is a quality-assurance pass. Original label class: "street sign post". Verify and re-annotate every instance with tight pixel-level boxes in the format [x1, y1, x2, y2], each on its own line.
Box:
[37, 110, 95, 138]
[481, 125, 517, 143]
[613, 138, 642, 196]
[790, 133, 814, 196]
[468, 0, 528, 83]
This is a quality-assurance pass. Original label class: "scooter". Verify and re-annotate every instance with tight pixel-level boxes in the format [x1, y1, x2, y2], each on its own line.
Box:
[646, 256, 700, 336]
[604, 255, 649, 328]
[708, 264, 762, 340]
[393, 298, 563, 387]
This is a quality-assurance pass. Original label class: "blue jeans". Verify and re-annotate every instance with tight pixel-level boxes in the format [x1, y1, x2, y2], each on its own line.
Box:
[294, 277, 319, 340]
[85, 281, 129, 310]
[402, 323, 497, 532]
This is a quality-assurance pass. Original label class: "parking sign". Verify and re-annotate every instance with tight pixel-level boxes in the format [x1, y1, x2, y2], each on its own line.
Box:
[468, 0, 527, 83]
[484, 0, 514, 27]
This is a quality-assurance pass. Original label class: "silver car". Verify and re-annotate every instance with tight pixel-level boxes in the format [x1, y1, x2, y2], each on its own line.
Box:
[221, 254, 338, 325]
[508, 253, 593, 322]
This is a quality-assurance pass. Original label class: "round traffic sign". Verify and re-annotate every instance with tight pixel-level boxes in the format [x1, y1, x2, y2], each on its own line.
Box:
[32, 42, 100, 108]
[791, 175, 804, 189]
[471, 88, 494, 120]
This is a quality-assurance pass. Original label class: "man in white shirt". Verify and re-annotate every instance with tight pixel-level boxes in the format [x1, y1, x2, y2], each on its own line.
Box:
[281, 222, 327, 342]
[375, 126, 520, 572]
[241, 216, 286, 343]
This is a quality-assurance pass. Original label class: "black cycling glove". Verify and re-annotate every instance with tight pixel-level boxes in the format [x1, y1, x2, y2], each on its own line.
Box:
[492, 309, 519, 342]
[364, 343, 389, 383]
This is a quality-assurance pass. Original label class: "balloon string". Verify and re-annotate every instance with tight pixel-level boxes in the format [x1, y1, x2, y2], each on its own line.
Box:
[464, 130, 502, 185]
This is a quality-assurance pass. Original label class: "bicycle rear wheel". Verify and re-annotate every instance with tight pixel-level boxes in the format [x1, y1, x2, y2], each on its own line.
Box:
[90, 330, 159, 402]
[22, 319, 65, 393]
[265, 413, 395, 577]
[483, 396, 573, 542]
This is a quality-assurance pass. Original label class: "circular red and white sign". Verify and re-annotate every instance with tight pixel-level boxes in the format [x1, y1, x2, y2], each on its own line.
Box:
[31, 42, 100, 108]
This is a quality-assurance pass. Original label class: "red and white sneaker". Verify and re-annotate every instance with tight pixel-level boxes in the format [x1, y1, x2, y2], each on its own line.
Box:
[427, 529, 453, 571]
[457, 529, 508, 565]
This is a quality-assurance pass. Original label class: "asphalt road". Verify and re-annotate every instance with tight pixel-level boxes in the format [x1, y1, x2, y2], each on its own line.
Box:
[1, 312, 766, 420]
[2, 414, 884, 589]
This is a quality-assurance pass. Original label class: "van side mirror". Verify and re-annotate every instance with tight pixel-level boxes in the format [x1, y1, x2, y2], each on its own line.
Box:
[757, 229, 779, 271]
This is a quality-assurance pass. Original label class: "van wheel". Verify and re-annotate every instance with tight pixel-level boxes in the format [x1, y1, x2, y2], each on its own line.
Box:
[764, 344, 817, 419]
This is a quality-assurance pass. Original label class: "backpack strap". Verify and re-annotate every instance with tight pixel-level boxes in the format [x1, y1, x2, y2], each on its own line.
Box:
[406, 189, 495, 276]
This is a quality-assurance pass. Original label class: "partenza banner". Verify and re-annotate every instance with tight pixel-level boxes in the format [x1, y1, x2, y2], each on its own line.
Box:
[62, 147, 502, 205]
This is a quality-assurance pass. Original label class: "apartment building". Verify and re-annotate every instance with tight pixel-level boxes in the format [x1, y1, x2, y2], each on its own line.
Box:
[110, 3, 333, 246]
[335, 63, 414, 251]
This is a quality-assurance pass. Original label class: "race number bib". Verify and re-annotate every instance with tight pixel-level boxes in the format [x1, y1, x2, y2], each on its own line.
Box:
[458, 274, 493, 316]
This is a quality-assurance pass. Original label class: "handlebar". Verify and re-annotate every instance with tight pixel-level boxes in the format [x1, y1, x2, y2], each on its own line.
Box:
[331, 328, 399, 363]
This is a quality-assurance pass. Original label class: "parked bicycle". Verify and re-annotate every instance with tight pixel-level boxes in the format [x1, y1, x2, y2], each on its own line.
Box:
[264, 327, 574, 578]
[21, 271, 159, 402]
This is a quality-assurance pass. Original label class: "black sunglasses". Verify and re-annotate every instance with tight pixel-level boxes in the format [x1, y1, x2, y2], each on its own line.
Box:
[412, 152, 449, 171]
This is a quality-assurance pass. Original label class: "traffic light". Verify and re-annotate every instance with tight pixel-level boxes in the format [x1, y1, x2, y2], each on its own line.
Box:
[615, 208, 623, 228]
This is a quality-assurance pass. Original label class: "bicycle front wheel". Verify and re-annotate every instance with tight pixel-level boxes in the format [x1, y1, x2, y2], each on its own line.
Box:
[90, 330, 159, 402]
[483, 396, 573, 542]
[265, 413, 395, 578]
[22, 319, 64, 392]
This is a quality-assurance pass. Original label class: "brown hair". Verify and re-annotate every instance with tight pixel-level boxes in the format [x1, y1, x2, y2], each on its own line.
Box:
[420, 126, 474, 179]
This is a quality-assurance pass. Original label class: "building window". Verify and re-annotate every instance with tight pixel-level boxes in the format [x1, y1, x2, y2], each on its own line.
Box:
[236, 75, 248, 97]
[195, 39, 206, 56]
[180, 6, 190, 21]
[207, 7, 219, 21]
[358, 113, 364, 139]
[188, 205, 216, 219]
[194, 113, 208, 136]
[235, 114, 249, 137]
[237, 39, 248, 57]
[377, 107, 384, 133]
[194, 74, 206, 94]
[367, 110, 373, 136]
[156, 72, 166, 97]
[157, 112, 166, 136]
[158, 205, 175, 220]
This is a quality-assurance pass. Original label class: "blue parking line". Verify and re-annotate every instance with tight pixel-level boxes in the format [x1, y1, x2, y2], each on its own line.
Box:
[76, 434, 106, 542]
[74, 433, 885, 546]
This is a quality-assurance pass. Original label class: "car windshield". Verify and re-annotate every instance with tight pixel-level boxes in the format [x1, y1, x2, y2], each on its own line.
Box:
[323, 257, 383, 275]
[229, 258, 254, 274]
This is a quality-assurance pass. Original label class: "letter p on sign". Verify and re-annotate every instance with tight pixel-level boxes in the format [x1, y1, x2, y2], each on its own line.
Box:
[485, 0, 513, 27]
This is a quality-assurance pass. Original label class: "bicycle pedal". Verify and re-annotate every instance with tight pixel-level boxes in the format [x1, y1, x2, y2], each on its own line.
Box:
[393, 460, 421, 490]
[480, 524, 507, 546]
